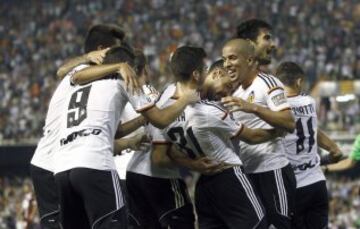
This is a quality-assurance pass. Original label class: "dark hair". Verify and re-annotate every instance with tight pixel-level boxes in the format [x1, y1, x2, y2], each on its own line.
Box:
[276, 62, 305, 87]
[102, 46, 135, 67]
[236, 19, 272, 41]
[209, 59, 224, 73]
[170, 46, 206, 82]
[134, 49, 147, 75]
[84, 24, 126, 53]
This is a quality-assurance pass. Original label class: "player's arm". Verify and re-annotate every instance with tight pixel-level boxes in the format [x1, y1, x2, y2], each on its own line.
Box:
[317, 129, 343, 163]
[222, 96, 295, 132]
[326, 135, 360, 172]
[115, 116, 147, 138]
[167, 147, 226, 174]
[140, 84, 199, 129]
[57, 48, 109, 79]
[325, 158, 357, 172]
[114, 133, 149, 155]
[235, 126, 283, 144]
[72, 63, 140, 93]
[151, 143, 175, 168]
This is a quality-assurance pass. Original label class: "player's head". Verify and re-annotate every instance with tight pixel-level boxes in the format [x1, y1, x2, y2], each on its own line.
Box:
[202, 59, 232, 101]
[102, 46, 135, 67]
[236, 19, 275, 65]
[276, 62, 305, 92]
[134, 49, 149, 84]
[84, 24, 126, 53]
[222, 39, 257, 85]
[170, 46, 207, 89]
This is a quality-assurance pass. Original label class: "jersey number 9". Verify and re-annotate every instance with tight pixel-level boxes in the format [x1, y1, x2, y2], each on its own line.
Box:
[67, 85, 92, 128]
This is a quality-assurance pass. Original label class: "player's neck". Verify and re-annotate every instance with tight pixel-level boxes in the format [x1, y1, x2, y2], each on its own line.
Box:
[173, 81, 197, 99]
[241, 70, 258, 90]
[284, 86, 300, 97]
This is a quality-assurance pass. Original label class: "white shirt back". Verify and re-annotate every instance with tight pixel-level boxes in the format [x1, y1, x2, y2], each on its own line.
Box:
[30, 64, 88, 172]
[282, 94, 325, 188]
[153, 99, 244, 166]
[232, 72, 290, 173]
[54, 76, 154, 174]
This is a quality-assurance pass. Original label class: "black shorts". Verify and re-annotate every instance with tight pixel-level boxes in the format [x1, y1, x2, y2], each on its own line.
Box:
[126, 171, 195, 229]
[54, 168, 127, 229]
[292, 180, 328, 229]
[195, 166, 266, 229]
[248, 164, 296, 229]
[30, 164, 61, 229]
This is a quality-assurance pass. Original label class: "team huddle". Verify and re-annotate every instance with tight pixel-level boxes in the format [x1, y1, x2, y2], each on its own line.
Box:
[29, 19, 343, 229]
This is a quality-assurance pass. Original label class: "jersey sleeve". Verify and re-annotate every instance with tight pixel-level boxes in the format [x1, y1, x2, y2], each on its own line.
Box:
[126, 90, 156, 113]
[197, 104, 244, 139]
[68, 64, 90, 85]
[265, 78, 290, 111]
[349, 135, 360, 161]
[149, 124, 170, 144]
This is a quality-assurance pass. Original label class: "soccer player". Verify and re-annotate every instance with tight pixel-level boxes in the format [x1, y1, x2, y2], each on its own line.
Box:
[53, 46, 199, 229]
[221, 35, 296, 228]
[276, 62, 343, 228]
[30, 25, 136, 229]
[123, 56, 231, 229]
[325, 134, 360, 172]
[151, 45, 284, 229]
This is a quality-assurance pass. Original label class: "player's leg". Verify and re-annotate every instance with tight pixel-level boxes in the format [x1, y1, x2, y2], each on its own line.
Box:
[195, 175, 229, 229]
[126, 172, 163, 229]
[30, 165, 61, 229]
[250, 164, 296, 229]
[135, 175, 195, 229]
[54, 170, 90, 229]
[119, 178, 143, 229]
[70, 168, 127, 229]
[303, 181, 329, 229]
[198, 166, 267, 229]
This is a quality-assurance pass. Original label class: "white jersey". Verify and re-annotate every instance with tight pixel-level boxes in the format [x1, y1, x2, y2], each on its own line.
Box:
[232, 72, 290, 173]
[126, 84, 182, 179]
[153, 98, 244, 166]
[115, 85, 159, 179]
[282, 94, 325, 188]
[54, 76, 154, 174]
[31, 64, 88, 172]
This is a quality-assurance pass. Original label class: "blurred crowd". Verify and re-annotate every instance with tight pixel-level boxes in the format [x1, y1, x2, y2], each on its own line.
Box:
[0, 177, 38, 229]
[328, 177, 360, 228]
[0, 176, 359, 229]
[1, 0, 360, 141]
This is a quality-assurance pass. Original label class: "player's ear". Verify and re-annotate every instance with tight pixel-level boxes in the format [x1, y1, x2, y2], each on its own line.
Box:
[193, 70, 201, 83]
[247, 56, 256, 67]
[296, 78, 303, 89]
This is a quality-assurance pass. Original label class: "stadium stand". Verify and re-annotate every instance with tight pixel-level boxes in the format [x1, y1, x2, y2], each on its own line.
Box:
[0, 0, 359, 228]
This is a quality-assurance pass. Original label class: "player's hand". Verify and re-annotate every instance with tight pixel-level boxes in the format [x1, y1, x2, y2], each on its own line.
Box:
[221, 96, 255, 113]
[177, 83, 200, 104]
[117, 63, 141, 94]
[128, 133, 150, 151]
[329, 149, 344, 163]
[85, 48, 110, 65]
[192, 157, 227, 175]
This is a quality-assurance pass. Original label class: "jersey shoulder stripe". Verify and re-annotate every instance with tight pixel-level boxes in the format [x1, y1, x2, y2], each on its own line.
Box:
[258, 74, 272, 89]
[259, 73, 278, 88]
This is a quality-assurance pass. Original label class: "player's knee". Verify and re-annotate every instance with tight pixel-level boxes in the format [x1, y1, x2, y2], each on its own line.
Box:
[92, 207, 128, 229]
[40, 212, 61, 229]
[160, 204, 195, 229]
